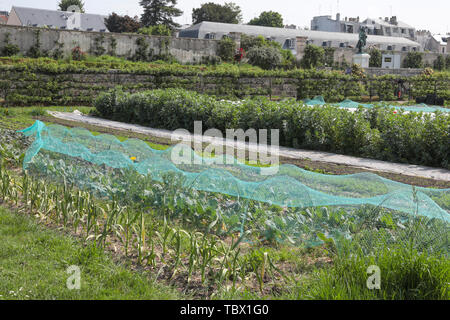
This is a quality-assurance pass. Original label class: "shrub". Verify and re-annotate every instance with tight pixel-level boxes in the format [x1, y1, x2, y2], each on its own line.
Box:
[301, 45, 324, 69]
[368, 48, 382, 68]
[138, 25, 172, 36]
[1, 33, 20, 57]
[71, 46, 86, 61]
[217, 37, 236, 62]
[246, 46, 282, 70]
[95, 88, 450, 169]
[403, 52, 423, 69]
[433, 55, 446, 71]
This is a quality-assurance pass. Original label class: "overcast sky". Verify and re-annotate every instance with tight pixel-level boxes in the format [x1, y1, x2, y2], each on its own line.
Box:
[1, 0, 449, 34]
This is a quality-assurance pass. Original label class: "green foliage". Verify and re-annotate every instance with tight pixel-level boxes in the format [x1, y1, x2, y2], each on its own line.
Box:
[139, 0, 183, 29]
[248, 11, 284, 28]
[138, 24, 173, 36]
[71, 46, 86, 61]
[58, 0, 85, 12]
[27, 30, 46, 59]
[95, 88, 450, 168]
[240, 34, 281, 51]
[91, 35, 106, 56]
[302, 242, 449, 300]
[192, 2, 242, 24]
[369, 48, 382, 68]
[403, 51, 424, 69]
[324, 47, 335, 67]
[433, 55, 446, 71]
[446, 55, 450, 70]
[301, 45, 324, 69]
[104, 12, 142, 33]
[246, 46, 282, 70]
[217, 37, 236, 62]
[1, 33, 20, 57]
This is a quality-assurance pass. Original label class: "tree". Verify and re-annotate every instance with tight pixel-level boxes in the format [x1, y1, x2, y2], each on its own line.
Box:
[446, 55, 450, 70]
[433, 55, 445, 71]
[248, 11, 283, 28]
[58, 0, 85, 13]
[140, 0, 183, 29]
[105, 13, 142, 33]
[246, 46, 282, 70]
[300, 45, 325, 69]
[369, 47, 382, 68]
[192, 2, 242, 25]
[403, 52, 423, 69]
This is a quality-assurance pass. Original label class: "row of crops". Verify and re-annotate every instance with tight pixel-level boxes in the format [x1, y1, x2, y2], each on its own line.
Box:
[94, 88, 450, 169]
[0, 118, 448, 298]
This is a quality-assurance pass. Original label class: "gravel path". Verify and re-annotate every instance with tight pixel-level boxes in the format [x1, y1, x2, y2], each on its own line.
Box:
[48, 111, 450, 182]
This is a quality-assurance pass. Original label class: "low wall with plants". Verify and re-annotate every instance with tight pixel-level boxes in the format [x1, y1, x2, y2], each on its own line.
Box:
[0, 57, 449, 106]
[95, 88, 450, 170]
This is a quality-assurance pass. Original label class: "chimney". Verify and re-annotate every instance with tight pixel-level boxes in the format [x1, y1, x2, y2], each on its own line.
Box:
[385, 17, 389, 22]
[345, 17, 347, 21]
[357, 16, 360, 22]
[336, 13, 340, 21]
[390, 16, 398, 25]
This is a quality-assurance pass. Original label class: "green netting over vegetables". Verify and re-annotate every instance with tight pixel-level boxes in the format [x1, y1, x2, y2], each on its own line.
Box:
[304, 96, 450, 113]
[19, 121, 449, 250]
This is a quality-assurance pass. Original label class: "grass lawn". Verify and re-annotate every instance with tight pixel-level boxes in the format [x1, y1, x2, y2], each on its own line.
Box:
[0, 206, 185, 300]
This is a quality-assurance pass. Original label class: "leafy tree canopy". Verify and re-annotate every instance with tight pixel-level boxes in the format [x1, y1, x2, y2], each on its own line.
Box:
[140, 0, 183, 29]
[58, 0, 85, 13]
[248, 11, 283, 28]
[192, 2, 242, 25]
[104, 13, 142, 33]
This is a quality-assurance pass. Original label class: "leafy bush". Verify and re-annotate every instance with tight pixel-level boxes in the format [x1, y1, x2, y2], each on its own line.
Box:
[403, 52, 423, 69]
[71, 46, 86, 61]
[433, 55, 446, 71]
[217, 37, 236, 62]
[95, 88, 450, 169]
[1, 33, 20, 57]
[368, 48, 382, 68]
[246, 46, 282, 70]
[300, 45, 324, 69]
[138, 25, 173, 36]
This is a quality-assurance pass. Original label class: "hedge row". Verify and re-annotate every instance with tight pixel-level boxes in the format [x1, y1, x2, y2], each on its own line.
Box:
[0, 57, 449, 106]
[95, 88, 450, 169]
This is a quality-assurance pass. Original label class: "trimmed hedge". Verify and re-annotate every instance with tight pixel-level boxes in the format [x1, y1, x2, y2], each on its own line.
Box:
[95, 88, 450, 169]
[0, 57, 449, 106]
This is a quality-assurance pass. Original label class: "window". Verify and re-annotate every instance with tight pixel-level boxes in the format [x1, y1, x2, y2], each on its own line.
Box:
[387, 45, 393, 51]
[339, 42, 345, 48]
[286, 39, 295, 49]
[205, 33, 216, 40]
[402, 47, 407, 52]
[322, 41, 328, 47]
[401, 29, 406, 34]
[412, 47, 417, 51]
[384, 57, 392, 62]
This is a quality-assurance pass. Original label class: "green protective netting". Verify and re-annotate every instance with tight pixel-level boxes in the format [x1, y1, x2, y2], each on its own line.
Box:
[19, 121, 449, 223]
[304, 96, 450, 113]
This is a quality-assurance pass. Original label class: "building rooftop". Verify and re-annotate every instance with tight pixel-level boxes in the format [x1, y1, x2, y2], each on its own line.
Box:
[10, 6, 108, 31]
[180, 21, 421, 47]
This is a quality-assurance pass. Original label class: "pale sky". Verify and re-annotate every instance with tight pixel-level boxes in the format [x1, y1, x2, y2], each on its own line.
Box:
[0, 0, 449, 34]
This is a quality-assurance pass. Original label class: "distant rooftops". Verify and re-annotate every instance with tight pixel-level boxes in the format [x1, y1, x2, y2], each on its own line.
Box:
[7, 6, 108, 32]
[179, 21, 421, 48]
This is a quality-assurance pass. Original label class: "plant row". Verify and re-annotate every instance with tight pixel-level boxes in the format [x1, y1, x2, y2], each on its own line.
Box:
[95, 88, 450, 169]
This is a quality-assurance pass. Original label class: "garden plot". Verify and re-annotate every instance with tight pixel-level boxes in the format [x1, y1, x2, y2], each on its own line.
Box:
[18, 120, 450, 250]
